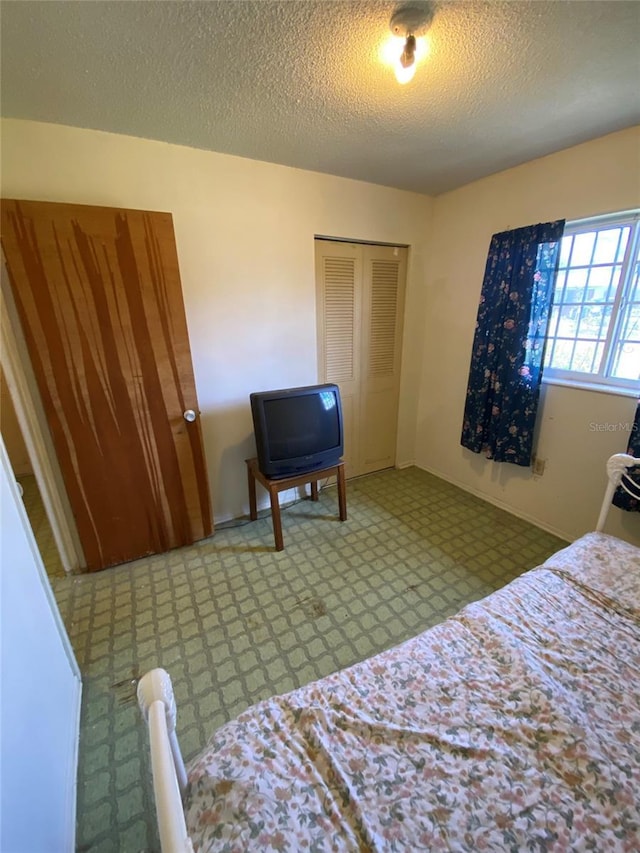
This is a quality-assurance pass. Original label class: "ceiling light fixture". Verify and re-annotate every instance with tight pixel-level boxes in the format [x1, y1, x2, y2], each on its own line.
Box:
[388, 3, 434, 84]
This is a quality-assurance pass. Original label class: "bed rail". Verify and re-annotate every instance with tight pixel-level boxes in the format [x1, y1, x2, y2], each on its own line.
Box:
[595, 453, 640, 532]
[137, 669, 193, 853]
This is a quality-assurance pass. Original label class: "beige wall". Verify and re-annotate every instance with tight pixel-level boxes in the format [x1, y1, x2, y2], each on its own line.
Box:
[0, 118, 432, 522]
[417, 126, 640, 546]
[3, 119, 638, 545]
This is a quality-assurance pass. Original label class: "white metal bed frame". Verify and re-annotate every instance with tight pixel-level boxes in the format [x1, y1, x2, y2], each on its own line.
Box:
[137, 452, 640, 853]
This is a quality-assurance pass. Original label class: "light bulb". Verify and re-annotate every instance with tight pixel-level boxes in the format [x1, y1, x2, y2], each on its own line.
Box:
[381, 31, 429, 83]
[401, 35, 416, 66]
[394, 34, 416, 84]
[386, 4, 434, 84]
[395, 62, 417, 84]
[383, 33, 429, 84]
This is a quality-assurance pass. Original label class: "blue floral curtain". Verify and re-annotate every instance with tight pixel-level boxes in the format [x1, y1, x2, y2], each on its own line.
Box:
[461, 220, 565, 466]
[612, 400, 640, 512]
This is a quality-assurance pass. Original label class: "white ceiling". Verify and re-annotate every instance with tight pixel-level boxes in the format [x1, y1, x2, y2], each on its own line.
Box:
[1, 1, 639, 195]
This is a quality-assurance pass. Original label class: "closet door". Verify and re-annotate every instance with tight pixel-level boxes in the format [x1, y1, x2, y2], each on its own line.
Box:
[315, 241, 362, 479]
[1, 199, 213, 571]
[360, 245, 407, 474]
[315, 239, 407, 478]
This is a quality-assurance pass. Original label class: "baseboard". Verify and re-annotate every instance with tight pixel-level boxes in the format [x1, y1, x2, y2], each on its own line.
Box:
[395, 459, 415, 470]
[215, 486, 309, 526]
[215, 462, 572, 542]
[414, 462, 573, 543]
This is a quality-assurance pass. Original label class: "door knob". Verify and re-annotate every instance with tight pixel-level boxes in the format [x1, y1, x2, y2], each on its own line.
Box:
[183, 409, 197, 422]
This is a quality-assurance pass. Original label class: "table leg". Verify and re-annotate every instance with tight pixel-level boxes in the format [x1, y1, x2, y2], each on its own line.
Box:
[337, 464, 347, 521]
[269, 485, 284, 551]
[247, 462, 258, 521]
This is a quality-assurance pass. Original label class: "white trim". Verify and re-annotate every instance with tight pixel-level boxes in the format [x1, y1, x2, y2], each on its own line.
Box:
[63, 677, 82, 853]
[395, 459, 415, 469]
[542, 376, 639, 398]
[0, 439, 82, 679]
[545, 212, 640, 388]
[0, 262, 84, 573]
[567, 209, 639, 229]
[415, 461, 572, 542]
[314, 234, 410, 249]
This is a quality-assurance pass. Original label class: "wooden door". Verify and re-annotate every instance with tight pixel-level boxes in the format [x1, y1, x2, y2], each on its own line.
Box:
[1, 199, 212, 571]
[315, 239, 407, 478]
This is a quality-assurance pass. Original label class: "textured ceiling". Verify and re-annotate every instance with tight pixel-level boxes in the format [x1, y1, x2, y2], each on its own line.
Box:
[1, 0, 639, 195]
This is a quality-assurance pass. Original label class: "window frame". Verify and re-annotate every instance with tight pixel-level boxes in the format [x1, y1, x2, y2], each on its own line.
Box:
[542, 209, 640, 396]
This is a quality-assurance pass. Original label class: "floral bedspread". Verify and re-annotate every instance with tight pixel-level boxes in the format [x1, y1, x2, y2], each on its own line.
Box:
[185, 533, 640, 851]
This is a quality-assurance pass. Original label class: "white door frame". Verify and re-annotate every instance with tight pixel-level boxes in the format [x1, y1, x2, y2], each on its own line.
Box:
[315, 237, 408, 478]
[1, 259, 84, 573]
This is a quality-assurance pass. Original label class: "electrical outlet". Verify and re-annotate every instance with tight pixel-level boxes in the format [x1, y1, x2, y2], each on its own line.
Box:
[532, 456, 546, 476]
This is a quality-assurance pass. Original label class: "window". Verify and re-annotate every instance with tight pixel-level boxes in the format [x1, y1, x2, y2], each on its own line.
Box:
[544, 211, 640, 392]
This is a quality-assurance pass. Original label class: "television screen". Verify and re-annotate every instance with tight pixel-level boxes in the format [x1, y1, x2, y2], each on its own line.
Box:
[265, 390, 340, 460]
[250, 384, 343, 478]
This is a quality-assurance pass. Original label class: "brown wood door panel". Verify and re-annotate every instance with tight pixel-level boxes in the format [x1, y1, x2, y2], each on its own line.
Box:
[1, 199, 212, 570]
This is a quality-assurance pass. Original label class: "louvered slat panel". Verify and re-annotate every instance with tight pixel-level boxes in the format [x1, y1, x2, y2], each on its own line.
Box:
[369, 260, 399, 376]
[323, 257, 355, 381]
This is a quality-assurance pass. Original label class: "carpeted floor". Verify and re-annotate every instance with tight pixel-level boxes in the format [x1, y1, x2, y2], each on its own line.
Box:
[48, 466, 566, 852]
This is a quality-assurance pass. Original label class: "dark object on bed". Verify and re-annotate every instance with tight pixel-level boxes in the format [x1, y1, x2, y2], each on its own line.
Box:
[612, 402, 640, 512]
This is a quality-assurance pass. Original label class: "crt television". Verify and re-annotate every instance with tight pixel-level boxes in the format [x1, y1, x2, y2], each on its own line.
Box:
[250, 383, 344, 479]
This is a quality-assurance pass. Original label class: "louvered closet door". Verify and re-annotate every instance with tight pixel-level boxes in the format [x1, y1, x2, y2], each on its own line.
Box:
[360, 245, 407, 475]
[315, 240, 406, 478]
[315, 241, 362, 478]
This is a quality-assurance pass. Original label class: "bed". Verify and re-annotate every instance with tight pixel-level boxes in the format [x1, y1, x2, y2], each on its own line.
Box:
[138, 453, 640, 852]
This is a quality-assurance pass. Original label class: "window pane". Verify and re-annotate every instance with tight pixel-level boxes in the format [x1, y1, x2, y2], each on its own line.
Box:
[616, 227, 631, 262]
[577, 304, 611, 340]
[558, 236, 573, 269]
[572, 340, 598, 373]
[621, 304, 640, 340]
[570, 232, 596, 266]
[549, 339, 575, 371]
[543, 344, 553, 367]
[611, 304, 640, 380]
[557, 304, 578, 336]
[565, 267, 588, 296]
[586, 264, 619, 298]
[553, 268, 567, 297]
[547, 214, 639, 386]
[628, 255, 640, 301]
[593, 227, 628, 264]
[611, 342, 640, 381]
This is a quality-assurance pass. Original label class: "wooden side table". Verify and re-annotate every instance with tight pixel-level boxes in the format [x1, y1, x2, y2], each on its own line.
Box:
[245, 457, 347, 551]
